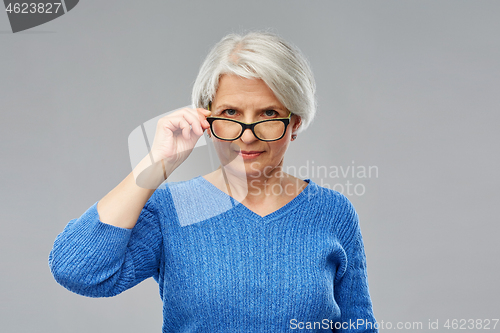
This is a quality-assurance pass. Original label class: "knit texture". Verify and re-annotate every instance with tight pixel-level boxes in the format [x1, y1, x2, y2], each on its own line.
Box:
[49, 176, 377, 332]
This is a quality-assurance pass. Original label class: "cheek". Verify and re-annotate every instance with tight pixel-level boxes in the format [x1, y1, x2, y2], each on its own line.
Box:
[267, 141, 290, 157]
[213, 140, 229, 151]
[212, 140, 240, 159]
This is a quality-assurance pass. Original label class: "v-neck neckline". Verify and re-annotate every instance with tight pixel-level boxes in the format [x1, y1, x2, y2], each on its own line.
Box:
[196, 175, 313, 222]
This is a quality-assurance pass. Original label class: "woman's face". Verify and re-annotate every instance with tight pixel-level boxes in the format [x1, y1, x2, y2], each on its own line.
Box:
[209, 74, 301, 180]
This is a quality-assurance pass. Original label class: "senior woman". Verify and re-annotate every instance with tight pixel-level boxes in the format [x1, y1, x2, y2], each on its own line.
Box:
[49, 31, 378, 332]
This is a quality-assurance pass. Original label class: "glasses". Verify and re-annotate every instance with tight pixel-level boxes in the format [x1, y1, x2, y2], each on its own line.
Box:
[206, 112, 292, 142]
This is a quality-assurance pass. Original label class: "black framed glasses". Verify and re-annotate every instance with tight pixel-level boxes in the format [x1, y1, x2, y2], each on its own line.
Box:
[206, 112, 292, 142]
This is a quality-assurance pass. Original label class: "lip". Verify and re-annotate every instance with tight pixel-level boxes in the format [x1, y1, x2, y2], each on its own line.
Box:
[237, 150, 264, 159]
[240, 150, 263, 154]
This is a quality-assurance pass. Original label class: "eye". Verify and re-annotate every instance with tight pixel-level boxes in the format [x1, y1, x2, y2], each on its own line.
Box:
[264, 110, 278, 117]
[222, 109, 237, 116]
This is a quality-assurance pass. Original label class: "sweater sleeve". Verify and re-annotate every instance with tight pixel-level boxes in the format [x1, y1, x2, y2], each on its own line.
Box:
[333, 196, 378, 333]
[48, 193, 163, 298]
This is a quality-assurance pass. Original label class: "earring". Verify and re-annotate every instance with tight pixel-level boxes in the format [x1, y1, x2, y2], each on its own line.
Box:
[291, 135, 297, 141]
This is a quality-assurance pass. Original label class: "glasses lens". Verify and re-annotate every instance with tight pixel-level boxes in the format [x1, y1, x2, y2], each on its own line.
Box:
[254, 120, 286, 140]
[212, 119, 242, 140]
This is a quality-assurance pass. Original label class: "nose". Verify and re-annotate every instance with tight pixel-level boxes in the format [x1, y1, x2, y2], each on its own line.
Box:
[239, 128, 258, 143]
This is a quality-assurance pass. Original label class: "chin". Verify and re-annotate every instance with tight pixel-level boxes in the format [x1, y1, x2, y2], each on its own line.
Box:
[226, 158, 266, 180]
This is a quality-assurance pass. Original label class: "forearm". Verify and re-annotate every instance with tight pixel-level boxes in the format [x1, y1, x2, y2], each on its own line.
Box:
[49, 202, 136, 297]
[50, 186, 163, 297]
[97, 154, 165, 229]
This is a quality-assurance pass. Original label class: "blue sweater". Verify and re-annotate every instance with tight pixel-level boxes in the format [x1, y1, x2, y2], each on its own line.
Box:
[49, 176, 378, 332]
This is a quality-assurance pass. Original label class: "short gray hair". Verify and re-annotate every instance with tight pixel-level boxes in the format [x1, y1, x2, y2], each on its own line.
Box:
[191, 31, 316, 133]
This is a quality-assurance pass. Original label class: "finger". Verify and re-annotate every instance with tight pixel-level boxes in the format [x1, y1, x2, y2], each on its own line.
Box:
[197, 108, 212, 116]
[160, 108, 204, 136]
[162, 112, 194, 126]
[195, 108, 211, 129]
[178, 119, 191, 140]
[180, 110, 205, 136]
[160, 116, 189, 133]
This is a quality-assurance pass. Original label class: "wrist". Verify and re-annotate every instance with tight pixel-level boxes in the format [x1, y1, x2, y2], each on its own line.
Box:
[132, 154, 167, 189]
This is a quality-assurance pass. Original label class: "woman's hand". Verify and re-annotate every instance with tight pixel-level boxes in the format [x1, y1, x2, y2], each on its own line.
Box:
[149, 107, 211, 176]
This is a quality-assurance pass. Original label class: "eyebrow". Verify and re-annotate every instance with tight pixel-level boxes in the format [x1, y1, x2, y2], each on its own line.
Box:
[215, 104, 288, 113]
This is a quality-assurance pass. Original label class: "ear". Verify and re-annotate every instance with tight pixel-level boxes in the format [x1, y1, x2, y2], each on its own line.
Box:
[292, 115, 302, 134]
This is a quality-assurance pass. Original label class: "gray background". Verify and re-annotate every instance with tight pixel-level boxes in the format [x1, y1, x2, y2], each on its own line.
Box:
[1, 1, 499, 332]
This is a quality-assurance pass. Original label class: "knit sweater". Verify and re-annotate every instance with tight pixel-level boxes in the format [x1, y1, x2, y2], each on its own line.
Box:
[49, 176, 378, 332]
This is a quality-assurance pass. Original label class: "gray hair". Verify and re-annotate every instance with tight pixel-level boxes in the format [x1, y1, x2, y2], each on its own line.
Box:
[191, 31, 316, 133]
